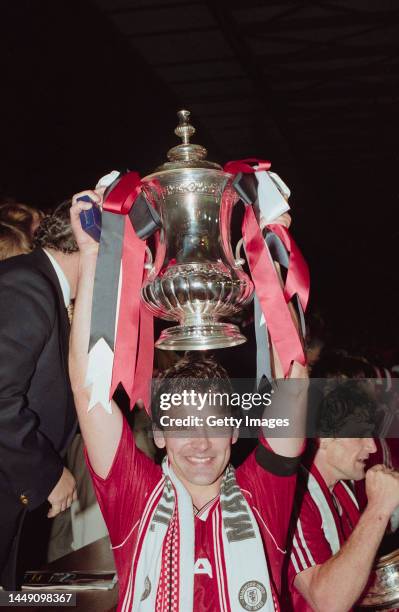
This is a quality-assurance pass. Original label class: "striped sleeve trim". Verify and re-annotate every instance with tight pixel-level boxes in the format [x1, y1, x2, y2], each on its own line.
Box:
[290, 518, 317, 575]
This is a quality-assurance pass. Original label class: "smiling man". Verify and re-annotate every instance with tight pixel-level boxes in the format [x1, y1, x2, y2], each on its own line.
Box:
[68, 188, 308, 612]
[287, 381, 399, 612]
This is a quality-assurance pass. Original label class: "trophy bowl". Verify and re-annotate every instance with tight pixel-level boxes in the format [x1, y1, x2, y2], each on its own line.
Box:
[358, 549, 399, 610]
[140, 110, 254, 351]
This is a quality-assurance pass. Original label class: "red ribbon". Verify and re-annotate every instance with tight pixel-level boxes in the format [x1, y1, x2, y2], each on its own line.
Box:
[130, 302, 154, 412]
[243, 207, 306, 375]
[106, 172, 154, 412]
[225, 158, 309, 375]
[224, 158, 271, 175]
[267, 224, 310, 312]
[103, 171, 142, 215]
[224, 159, 310, 312]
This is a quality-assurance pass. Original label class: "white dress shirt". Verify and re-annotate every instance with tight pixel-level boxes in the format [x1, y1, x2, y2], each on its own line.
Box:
[43, 249, 71, 307]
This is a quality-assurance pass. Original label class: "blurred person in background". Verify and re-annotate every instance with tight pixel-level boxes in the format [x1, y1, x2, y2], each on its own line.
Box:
[0, 201, 44, 239]
[0, 223, 31, 260]
[304, 309, 326, 374]
[311, 352, 399, 472]
[0, 200, 78, 589]
[310, 351, 399, 556]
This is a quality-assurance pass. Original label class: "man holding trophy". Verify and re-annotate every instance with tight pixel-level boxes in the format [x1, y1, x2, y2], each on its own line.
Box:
[68, 111, 309, 611]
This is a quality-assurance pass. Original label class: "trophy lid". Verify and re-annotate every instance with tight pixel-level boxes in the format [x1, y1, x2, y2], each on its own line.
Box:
[155, 110, 222, 172]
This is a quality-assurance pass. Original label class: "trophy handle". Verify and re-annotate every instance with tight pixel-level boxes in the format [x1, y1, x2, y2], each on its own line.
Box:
[234, 238, 246, 267]
[144, 246, 155, 272]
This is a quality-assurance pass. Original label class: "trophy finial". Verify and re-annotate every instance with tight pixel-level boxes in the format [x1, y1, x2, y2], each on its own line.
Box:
[156, 109, 221, 170]
[175, 110, 195, 145]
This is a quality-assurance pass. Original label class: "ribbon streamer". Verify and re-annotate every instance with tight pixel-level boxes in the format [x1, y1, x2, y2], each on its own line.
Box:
[86, 171, 154, 414]
[264, 230, 307, 338]
[103, 171, 142, 215]
[89, 211, 125, 352]
[224, 158, 271, 175]
[226, 158, 309, 377]
[256, 230, 307, 384]
[111, 218, 154, 413]
[267, 224, 310, 312]
[243, 206, 306, 376]
[130, 302, 154, 411]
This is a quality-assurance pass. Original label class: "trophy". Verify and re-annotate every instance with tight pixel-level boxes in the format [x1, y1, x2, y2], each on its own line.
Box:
[140, 110, 254, 351]
[84, 109, 309, 411]
[358, 549, 399, 610]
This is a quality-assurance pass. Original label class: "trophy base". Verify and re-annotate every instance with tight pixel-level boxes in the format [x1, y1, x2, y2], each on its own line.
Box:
[155, 322, 247, 351]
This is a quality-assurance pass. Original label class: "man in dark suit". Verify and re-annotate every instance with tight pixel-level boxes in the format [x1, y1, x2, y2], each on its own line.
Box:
[0, 200, 78, 589]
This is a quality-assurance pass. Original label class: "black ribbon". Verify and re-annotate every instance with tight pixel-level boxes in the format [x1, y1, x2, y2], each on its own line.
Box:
[89, 211, 125, 351]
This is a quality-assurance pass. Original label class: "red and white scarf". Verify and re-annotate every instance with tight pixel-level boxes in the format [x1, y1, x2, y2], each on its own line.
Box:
[123, 460, 275, 611]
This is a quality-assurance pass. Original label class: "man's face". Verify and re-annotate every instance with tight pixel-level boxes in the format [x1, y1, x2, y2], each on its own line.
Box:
[154, 403, 237, 491]
[323, 427, 377, 481]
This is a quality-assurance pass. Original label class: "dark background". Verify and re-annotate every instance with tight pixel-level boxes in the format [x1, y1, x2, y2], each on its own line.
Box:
[1, 0, 398, 361]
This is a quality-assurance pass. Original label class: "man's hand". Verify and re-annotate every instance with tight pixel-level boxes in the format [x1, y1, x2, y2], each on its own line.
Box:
[366, 465, 399, 518]
[281, 360, 309, 393]
[47, 467, 77, 518]
[260, 212, 292, 231]
[270, 360, 309, 403]
[272, 212, 292, 228]
[70, 188, 105, 255]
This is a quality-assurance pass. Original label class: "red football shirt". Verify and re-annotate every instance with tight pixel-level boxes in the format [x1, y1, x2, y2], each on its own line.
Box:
[288, 465, 360, 612]
[86, 417, 300, 611]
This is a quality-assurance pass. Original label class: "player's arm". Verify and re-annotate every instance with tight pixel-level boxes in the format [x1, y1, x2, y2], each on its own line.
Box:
[69, 190, 123, 478]
[261, 353, 308, 458]
[294, 466, 399, 612]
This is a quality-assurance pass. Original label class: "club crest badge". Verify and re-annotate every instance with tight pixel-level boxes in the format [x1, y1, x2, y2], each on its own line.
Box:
[239, 580, 267, 610]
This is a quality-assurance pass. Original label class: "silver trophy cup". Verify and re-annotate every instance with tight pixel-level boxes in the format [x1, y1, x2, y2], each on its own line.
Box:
[141, 110, 254, 351]
[358, 549, 399, 609]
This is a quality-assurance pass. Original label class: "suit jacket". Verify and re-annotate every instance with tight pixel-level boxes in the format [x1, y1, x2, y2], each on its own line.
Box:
[0, 249, 77, 523]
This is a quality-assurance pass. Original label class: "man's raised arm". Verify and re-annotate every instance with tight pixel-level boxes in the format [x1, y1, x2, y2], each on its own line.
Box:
[262, 359, 309, 458]
[257, 212, 309, 458]
[69, 191, 123, 478]
[294, 465, 399, 612]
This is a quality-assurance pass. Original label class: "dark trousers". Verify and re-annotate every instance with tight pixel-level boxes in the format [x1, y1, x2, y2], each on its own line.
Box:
[0, 503, 51, 591]
[0, 509, 26, 590]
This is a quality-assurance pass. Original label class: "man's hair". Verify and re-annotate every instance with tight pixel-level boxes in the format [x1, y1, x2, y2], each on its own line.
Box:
[33, 199, 78, 253]
[317, 380, 376, 437]
[0, 223, 32, 260]
[151, 353, 235, 428]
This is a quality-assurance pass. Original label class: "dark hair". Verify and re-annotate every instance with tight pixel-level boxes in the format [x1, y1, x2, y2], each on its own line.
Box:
[0, 223, 32, 260]
[151, 353, 236, 428]
[317, 380, 376, 437]
[33, 199, 78, 254]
